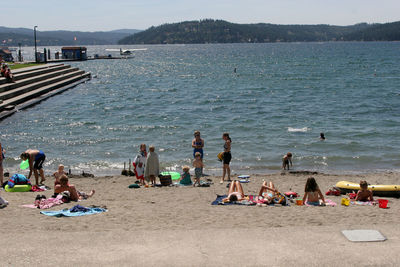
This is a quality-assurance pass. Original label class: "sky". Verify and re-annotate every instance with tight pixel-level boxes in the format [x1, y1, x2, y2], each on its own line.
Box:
[3, 0, 400, 32]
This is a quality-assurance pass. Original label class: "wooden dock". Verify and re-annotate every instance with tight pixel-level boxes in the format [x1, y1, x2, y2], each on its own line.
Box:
[0, 64, 91, 121]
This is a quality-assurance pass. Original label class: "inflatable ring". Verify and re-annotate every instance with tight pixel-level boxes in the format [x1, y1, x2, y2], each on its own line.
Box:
[5, 184, 32, 192]
[217, 152, 224, 161]
[161, 171, 180, 180]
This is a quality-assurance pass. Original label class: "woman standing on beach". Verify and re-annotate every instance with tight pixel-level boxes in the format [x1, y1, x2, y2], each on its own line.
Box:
[221, 132, 232, 183]
[133, 144, 147, 185]
[192, 131, 204, 159]
[20, 149, 46, 185]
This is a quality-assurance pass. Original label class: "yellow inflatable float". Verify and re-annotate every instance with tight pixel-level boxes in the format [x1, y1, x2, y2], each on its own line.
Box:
[336, 181, 400, 198]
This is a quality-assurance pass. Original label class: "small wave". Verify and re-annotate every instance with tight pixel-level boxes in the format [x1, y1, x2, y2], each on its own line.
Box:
[288, 127, 310, 133]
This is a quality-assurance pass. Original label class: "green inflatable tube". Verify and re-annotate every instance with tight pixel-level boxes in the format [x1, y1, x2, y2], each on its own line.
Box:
[5, 184, 32, 192]
[161, 171, 181, 180]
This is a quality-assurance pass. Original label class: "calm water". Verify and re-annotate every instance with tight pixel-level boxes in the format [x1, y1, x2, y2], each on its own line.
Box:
[2, 42, 400, 175]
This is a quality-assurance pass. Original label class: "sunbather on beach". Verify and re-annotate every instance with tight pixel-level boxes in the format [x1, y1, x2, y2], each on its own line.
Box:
[20, 149, 46, 185]
[257, 181, 287, 204]
[223, 180, 245, 202]
[54, 175, 95, 201]
[303, 177, 325, 206]
[53, 164, 67, 185]
[356, 180, 374, 202]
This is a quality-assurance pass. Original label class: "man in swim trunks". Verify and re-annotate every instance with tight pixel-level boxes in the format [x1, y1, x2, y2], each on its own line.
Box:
[20, 149, 46, 185]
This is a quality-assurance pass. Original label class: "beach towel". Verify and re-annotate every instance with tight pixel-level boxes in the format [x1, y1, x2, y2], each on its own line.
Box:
[40, 205, 107, 217]
[305, 199, 337, 207]
[22, 195, 64, 209]
[211, 195, 256, 206]
[351, 201, 375, 206]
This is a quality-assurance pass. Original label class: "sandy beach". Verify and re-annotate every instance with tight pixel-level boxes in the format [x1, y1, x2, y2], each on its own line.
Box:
[1, 171, 399, 266]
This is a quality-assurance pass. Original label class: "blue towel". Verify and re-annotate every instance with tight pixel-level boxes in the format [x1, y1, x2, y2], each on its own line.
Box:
[40, 206, 106, 217]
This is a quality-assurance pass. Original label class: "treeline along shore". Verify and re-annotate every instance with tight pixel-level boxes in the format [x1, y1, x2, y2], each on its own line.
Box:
[119, 19, 400, 44]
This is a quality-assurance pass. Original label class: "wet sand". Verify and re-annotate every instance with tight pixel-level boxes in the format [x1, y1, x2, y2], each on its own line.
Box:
[1, 172, 399, 266]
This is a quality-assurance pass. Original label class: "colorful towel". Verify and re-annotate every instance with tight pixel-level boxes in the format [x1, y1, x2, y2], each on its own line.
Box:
[211, 195, 255, 205]
[305, 199, 337, 207]
[40, 206, 106, 217]
[351, 201, 375, 206]
[22, 195, 64, 209]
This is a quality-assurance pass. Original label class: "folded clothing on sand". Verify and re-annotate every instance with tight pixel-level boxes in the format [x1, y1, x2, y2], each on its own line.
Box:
[40, 205, 107, 217]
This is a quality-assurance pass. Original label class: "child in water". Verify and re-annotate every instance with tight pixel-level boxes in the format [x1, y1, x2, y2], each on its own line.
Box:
[180, 166, 192, 185]
[303, 177, 325, 206]
[282, 152, 293, 170]
[356, 180, 374, 202]
[192, 152, 204, 186]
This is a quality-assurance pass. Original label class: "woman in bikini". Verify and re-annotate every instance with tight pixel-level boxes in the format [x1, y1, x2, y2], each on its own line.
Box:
[223, 180, 245, 202]
[192, 131, 204, 159]
[220, 132, 232, 183]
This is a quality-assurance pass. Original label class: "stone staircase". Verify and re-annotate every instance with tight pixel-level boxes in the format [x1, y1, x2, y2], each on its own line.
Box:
[0, 63, 91, 120]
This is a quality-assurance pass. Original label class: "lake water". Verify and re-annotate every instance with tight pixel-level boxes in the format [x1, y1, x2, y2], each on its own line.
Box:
[2, 42, 400, 176]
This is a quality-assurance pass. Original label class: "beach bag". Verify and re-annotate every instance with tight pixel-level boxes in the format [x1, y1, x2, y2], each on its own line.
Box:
[159, 175, 172, 186]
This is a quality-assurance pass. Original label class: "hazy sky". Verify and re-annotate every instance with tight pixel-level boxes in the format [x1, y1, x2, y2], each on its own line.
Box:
[3, 0, 399, 31]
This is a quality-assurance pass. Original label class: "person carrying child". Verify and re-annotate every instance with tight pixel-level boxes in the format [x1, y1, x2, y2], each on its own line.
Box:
[355, 180, 374, 202]
[282, 152, 293, 170]
[192, 152, 204, 186]
[303, 177, 325, 206]
[180, 166, 192, 185]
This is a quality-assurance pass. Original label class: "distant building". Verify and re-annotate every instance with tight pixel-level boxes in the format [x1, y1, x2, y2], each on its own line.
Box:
[61, 47, 87, 60]
[0, 47, 14, 62]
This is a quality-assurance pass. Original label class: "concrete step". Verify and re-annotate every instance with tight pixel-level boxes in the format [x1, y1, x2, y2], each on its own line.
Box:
[0, 66, 77, 94]
[0, 64, 70, 86]
[0, 72, 90, 112]
[0, 69, 85, 103]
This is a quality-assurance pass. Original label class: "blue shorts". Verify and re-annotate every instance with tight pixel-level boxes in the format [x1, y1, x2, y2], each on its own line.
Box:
[306, 201, 321, 206]
[34, 151, 46, 170]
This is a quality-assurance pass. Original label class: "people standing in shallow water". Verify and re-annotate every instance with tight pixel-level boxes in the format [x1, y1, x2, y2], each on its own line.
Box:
[282, 152, 292, 170]
[20, 149, 46, 185]
[192, 131, 204, 159]
[220, 132, 232, 183]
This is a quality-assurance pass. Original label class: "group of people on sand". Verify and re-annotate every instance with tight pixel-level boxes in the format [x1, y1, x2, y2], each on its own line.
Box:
[223, 176, 374, 206]
[0, 147, 94, 207]
[0, 63, 14, 83]
[132, 131, 231, 186]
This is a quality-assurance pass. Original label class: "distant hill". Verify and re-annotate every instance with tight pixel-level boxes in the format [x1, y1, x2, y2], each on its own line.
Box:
[0, 27, 141, 46]
[118, 19, 400, 44]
